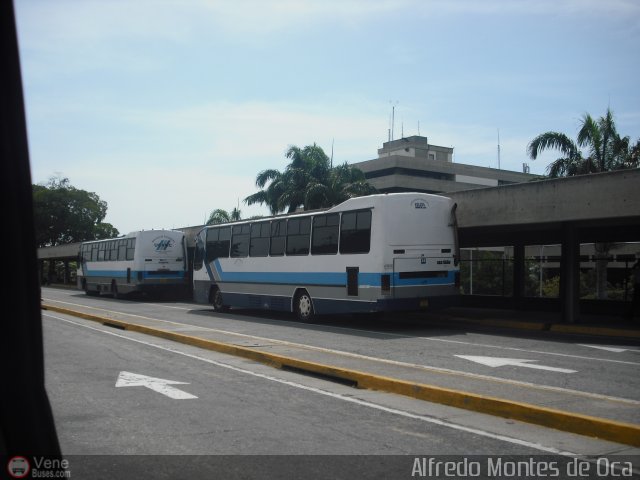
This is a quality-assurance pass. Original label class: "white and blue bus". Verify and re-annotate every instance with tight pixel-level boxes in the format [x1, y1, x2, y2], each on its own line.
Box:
[77, 229, 188, 298]
[192, 193, 459, 319]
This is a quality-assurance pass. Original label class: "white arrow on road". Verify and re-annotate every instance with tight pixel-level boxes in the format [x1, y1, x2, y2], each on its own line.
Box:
[579, 344, 640, 353]
[456, 355, 577, 373]
[115, 371, 198, 399]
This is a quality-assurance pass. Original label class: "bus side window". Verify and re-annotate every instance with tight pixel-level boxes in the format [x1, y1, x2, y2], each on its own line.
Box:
[126, 239, 135, 260]
[270, 220, 286, 256]
[311, 213, 339, 255]
[206, 227, 231, 263]
[340, 210, 372, 254]
[231, 224, 250, 258]
[286, 217, 310, 256]
[250, 221, 270, 257]
[117, 239, 127, 261]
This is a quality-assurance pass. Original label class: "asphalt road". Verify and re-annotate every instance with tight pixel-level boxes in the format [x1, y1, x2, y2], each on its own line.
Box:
[42, 287, 640, 401]
[38, 287, 640, 478]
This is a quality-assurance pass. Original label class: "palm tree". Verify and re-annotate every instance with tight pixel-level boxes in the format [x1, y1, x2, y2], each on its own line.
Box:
[244, 169, 285, 215]
[527, 108, 634, 177]
[244, 144, 376, 214]
[230, 207, 241, 221]
[527, 108, 638, 299]
[277, 144, 331, 212]
[305, 162, 378, 208]
[206, 207, 241, 225]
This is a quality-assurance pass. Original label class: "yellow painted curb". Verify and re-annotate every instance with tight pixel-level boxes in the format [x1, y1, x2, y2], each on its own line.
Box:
[42, 303, 640, 447]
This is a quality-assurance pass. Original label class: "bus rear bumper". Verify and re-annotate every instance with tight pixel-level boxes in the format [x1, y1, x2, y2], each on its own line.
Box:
[375, 294, 461, 312]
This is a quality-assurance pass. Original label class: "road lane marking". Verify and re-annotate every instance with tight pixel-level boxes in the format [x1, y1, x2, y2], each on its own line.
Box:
[44, 313, 581, 456]
[40, 302, 640, 406]
[579, 345, 640, 353]
[456, 356, 577, 374]
[115, 371, 198, 399]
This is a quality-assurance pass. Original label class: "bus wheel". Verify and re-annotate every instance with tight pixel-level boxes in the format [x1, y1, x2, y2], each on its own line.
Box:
[211, 287, 228, 313]
[83, 280, 98, 296]
[294, 290, 314, 322]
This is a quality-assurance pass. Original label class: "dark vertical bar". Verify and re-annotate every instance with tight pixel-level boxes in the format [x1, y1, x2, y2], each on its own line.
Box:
[347, 267, 359, 296]
[513, 244, 525, 307]
[560, 223, 580, 323]
[0, 1, 61, 456]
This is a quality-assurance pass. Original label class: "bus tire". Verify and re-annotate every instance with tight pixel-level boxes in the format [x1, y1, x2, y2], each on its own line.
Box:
[83, 280, 98, 296]
[294, 290, 314, 322]
[211, 287, 228, 313]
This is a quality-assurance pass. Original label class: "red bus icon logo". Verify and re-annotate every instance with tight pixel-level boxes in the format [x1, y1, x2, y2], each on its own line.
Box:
[7, 456, 30, 479]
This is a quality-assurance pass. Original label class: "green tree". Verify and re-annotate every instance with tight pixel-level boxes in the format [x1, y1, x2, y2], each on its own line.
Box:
[622, 139, 640, 169]
[527, 108, 638, 177]
[245, 144, 377, 214]
[32, 176, 118, 247]
[206, 207, 241, 225]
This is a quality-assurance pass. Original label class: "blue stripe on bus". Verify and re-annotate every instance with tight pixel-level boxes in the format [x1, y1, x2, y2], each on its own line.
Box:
[84, 269, 185, 279]
[210, 260, 455, 287]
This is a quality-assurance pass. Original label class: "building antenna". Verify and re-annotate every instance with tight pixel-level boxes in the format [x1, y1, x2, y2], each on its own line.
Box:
[497, 128, 501, 170]
[389, 100, 398, 141]
[330, 138, 334, 168]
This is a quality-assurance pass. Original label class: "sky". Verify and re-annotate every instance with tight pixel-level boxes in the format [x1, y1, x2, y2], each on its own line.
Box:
[14, 0, 640, 235]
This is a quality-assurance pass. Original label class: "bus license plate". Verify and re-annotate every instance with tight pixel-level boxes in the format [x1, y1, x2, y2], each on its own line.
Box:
[419, 299, 429, 308]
